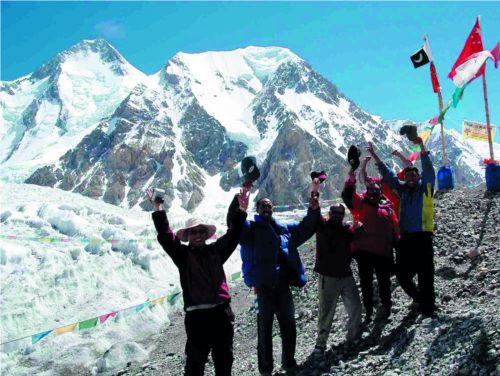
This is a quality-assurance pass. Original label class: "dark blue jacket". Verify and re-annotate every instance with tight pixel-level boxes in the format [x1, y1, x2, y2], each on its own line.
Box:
[238, 208, 320, 289]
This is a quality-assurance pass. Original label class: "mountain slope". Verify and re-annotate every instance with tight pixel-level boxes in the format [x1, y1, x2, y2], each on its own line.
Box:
[0, 39, 145, 182]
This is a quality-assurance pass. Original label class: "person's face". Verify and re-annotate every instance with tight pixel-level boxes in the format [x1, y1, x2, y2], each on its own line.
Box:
[405, 170, 420, 188]
[328, 206, 345, 224]
[366, 183, 382, 205]
[187, 225, 208, 248]
[257, 199, 273, 219]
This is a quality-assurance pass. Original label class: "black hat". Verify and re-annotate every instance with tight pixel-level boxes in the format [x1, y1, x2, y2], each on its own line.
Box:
[347, 145, 362, 171]
[241, 156, 260, 183]
[310, 171, 327, 183]
[400, 125, 418, 142]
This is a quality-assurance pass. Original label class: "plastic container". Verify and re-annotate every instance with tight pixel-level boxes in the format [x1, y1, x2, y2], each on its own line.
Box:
[485, 163, 500, 191]
[437, 165, 455, 190]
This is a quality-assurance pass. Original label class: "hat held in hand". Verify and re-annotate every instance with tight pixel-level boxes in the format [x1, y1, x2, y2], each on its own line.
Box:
[347, 145, 362, 171]
[241, 156, 260, 185]
[400, 124, 418, 142]
[310, 171, 327, 183]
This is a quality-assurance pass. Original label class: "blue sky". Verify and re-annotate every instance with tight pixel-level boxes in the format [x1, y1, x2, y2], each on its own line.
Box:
[1, 1, 499, 142]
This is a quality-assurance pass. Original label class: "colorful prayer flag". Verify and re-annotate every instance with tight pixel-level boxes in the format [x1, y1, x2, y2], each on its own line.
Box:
[32, 330, 52, 344]
[78, 317, 98, 330]
[430, 62, 440, 93]
[99, 311, 117, 324]
[135, 302, 150, 312]
[54, 323, 77, 336]
[490, 41, 500, 69]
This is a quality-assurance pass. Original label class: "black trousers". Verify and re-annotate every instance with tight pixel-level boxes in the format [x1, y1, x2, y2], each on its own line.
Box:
[184, 302, 235, 376]
[396, 232, 435, 317]
[256, 276, 297, 374]
[355, 251, 393, 310]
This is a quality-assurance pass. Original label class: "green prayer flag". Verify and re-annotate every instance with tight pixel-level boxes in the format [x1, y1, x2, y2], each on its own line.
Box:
[78, 317, 98, 330]
[452, 86, 466, 108]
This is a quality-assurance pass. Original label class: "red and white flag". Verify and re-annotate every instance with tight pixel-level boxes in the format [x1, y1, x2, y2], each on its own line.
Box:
[448, 17, 484, 80]
[452, 50, 494, 88]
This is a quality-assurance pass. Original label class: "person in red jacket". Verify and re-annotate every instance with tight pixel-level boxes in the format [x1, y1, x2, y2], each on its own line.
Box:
[312, 202, 363, 357]
[148, 187, 249, 376]
[360, 152, 419, 216]
[341, 170, 398, 323]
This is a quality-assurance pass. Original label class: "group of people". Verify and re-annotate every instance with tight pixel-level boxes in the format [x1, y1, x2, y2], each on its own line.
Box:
[148, 136, 437, 376]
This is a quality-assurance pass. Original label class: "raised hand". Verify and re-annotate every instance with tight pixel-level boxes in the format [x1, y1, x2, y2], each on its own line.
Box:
[311, 177, 320, 194]
[309, 193, 319, 210]
[146, 188, 163, 211]
[238, 186, 250, 212]
[366, 142, 381, 164]
[348, 168, 356, 184]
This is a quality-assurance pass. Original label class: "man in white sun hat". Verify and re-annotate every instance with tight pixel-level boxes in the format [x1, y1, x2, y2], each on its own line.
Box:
[147, 186, 249, 376]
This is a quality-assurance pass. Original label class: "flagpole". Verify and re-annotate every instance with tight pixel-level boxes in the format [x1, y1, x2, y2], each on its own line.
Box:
[425, 34, 447, 164]
[436, 84, 447, 164]
[482, 72, 495, 160]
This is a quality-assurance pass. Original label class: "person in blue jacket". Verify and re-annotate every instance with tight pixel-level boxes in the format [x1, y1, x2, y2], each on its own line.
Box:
[228, 180, 320, 376]
[367, 138, 437, 318]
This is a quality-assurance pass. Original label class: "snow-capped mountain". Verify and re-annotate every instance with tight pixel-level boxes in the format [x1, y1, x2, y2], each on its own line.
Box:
[0, 39, 145, 182]
[2, 40, 494, 213]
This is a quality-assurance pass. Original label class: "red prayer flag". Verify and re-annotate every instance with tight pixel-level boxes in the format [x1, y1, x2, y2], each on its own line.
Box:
[430, 62, 440, 93]
[448, 17, 484, 79]
[491, 41, 500, 69]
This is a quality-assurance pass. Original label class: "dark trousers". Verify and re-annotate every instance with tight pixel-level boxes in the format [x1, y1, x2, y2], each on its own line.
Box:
[355, 251, 393, 311]
[396, 232, 435, 317]
[256, 277, 297, 374]
[184, 302, 234, 376]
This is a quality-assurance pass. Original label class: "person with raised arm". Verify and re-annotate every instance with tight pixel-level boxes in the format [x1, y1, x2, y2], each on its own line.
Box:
[228, 179, 321, 376]
[341, 168, 398, 324]
[367, 138, 437, 318]
[148, 186, 249, 376]
[311, 201, 363, 358]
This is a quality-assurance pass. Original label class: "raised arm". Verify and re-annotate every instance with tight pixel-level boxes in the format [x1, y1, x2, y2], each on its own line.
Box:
[146, 188, 185, 266]
[217, 187, 250, 263]
[341, 169, 363, 212]
[416, 138, 435, 190]
[368, 142, 403, 195]
[288, 179, 321, 246]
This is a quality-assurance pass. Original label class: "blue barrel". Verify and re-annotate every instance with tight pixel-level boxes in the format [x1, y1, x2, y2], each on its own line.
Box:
[437, 165, 454, 190]
[486, 163, 500, 191]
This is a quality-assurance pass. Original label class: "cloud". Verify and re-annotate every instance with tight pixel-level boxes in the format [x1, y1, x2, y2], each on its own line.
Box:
[95, 19, 126, 39]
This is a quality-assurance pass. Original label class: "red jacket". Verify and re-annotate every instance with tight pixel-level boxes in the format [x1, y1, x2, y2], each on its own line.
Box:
[341, 180, 398, 259]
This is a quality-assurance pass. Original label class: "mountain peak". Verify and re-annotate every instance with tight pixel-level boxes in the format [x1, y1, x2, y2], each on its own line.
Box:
[30, 39, 132, 80]
[166, 46, 302, 84]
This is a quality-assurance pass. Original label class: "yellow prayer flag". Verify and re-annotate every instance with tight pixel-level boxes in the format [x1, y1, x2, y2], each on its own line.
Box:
[53, 323, 77, 336]
[151, 297, 165, 305]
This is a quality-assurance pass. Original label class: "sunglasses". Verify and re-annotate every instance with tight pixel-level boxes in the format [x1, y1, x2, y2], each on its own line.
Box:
[189, 228, 207, 236]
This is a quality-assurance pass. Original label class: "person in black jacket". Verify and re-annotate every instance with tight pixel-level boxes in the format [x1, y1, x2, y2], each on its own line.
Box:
[147, 187, 249, 376]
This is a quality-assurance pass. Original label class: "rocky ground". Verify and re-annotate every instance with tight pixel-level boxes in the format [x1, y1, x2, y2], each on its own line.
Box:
[118, 185, 499, 376]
